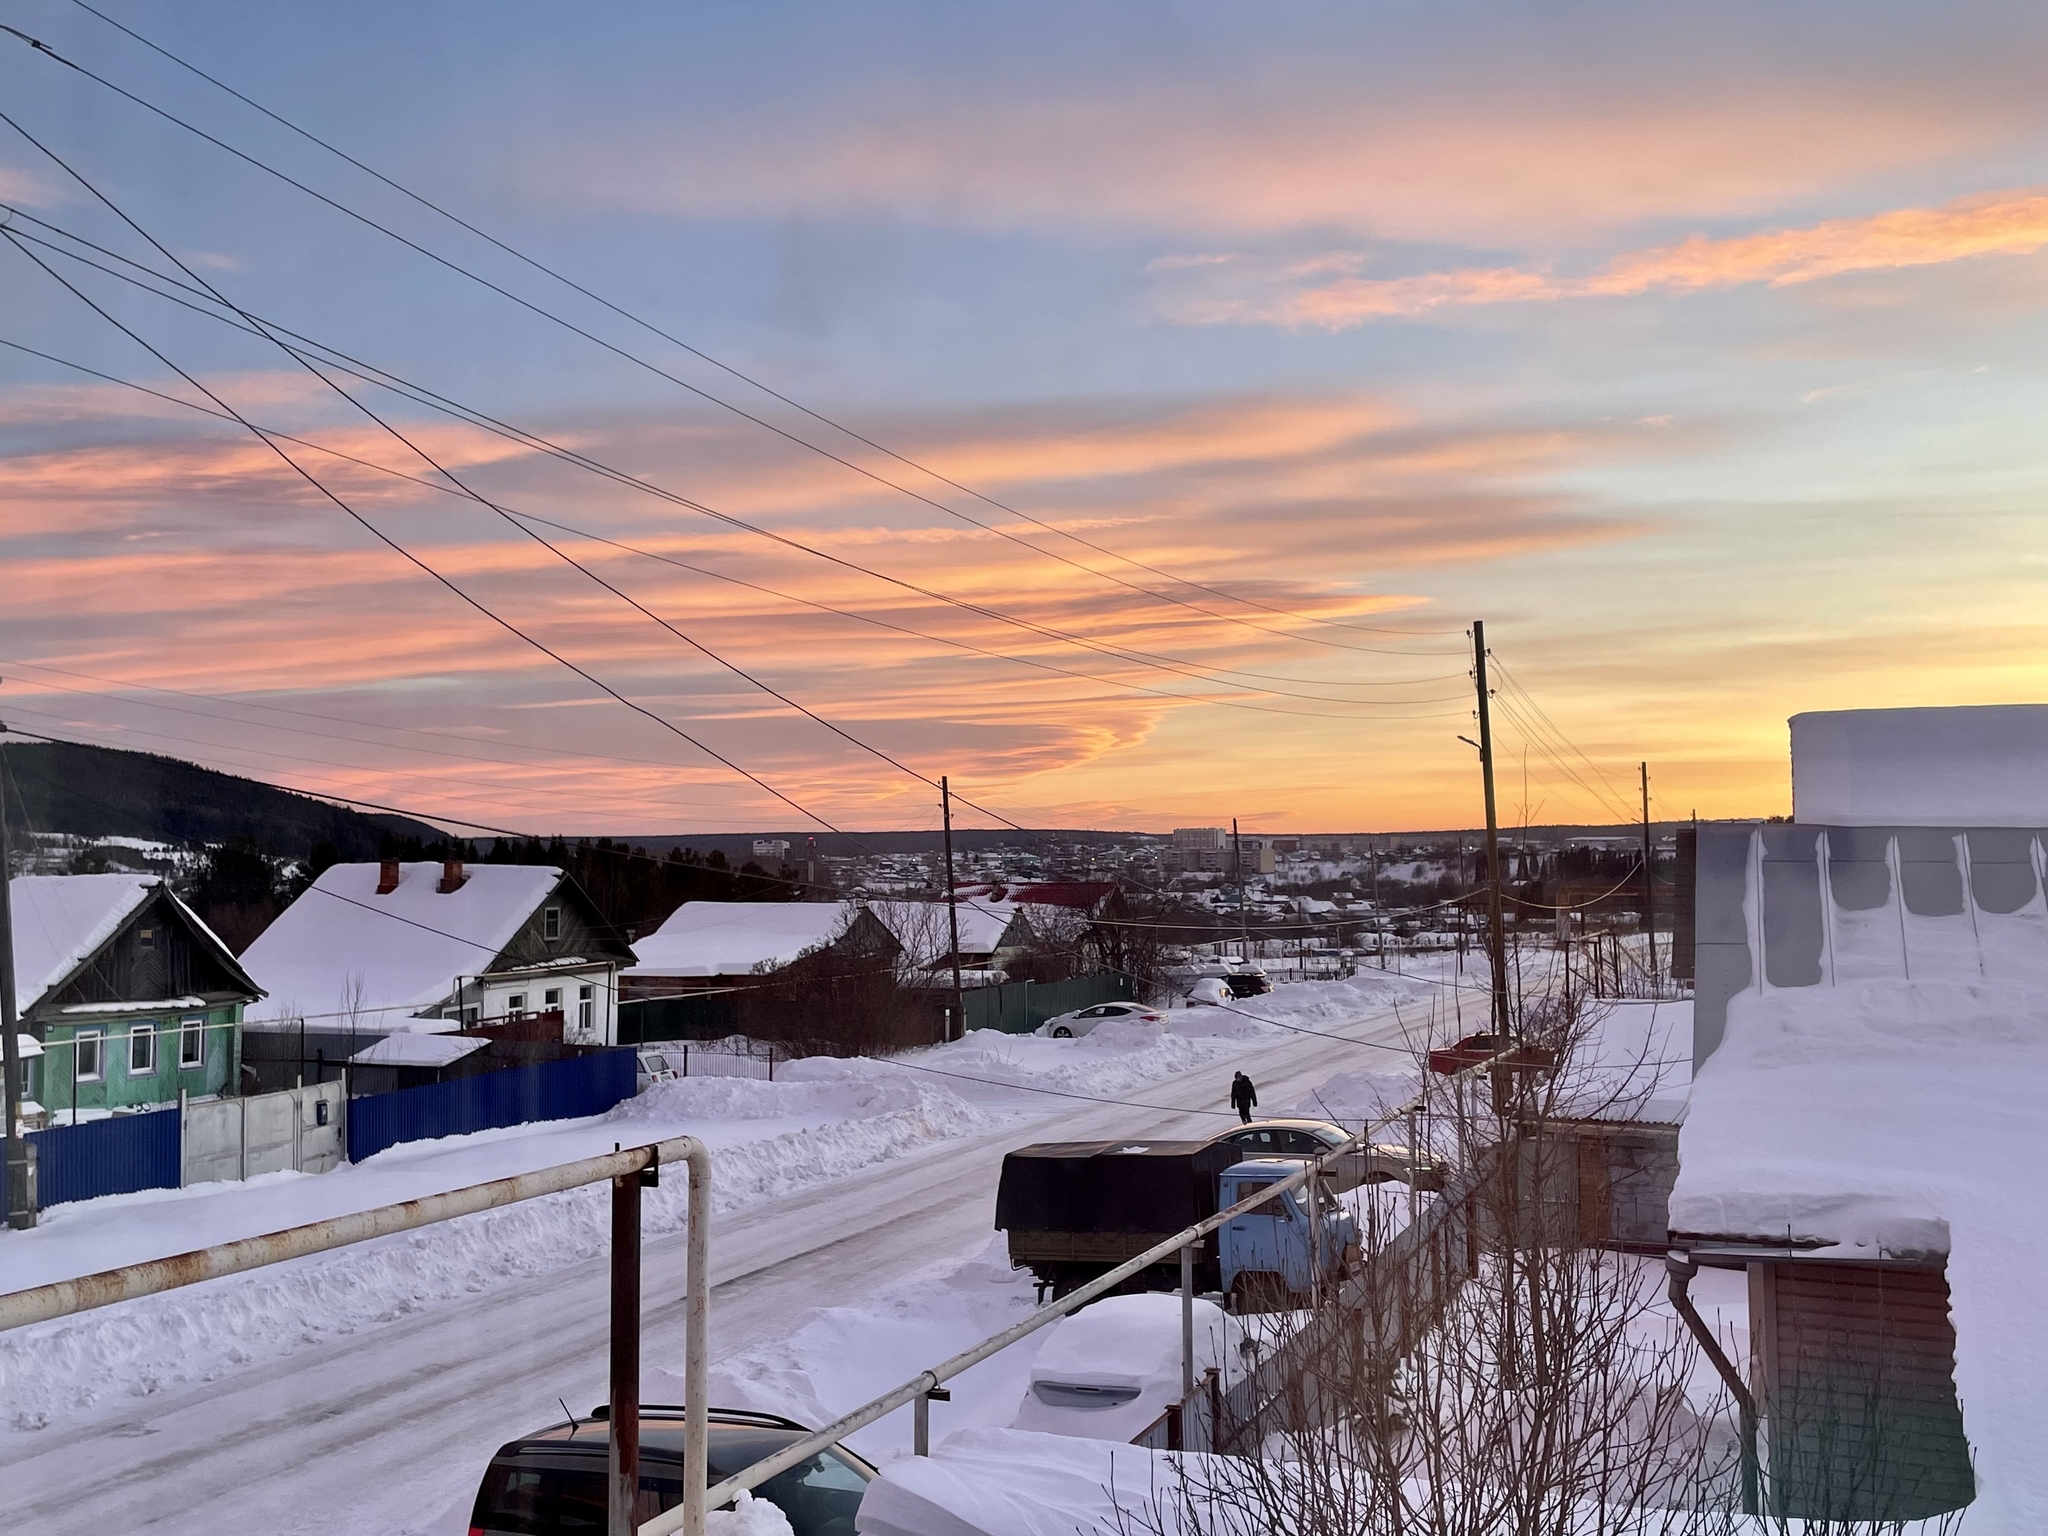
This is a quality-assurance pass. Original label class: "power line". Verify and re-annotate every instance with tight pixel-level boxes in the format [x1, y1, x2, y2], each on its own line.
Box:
[0, 183, 859, 841]
[41, 4, 1465, 653]
[0, 220, 1469, 717]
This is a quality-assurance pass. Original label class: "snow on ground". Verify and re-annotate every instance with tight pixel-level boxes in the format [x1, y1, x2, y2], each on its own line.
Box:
[1673, 978, 2048, 1530]
[0, 998, 1351, 1439]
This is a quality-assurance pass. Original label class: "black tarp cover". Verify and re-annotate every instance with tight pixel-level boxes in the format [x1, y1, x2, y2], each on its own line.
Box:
[994, 1139, 1240, 1233]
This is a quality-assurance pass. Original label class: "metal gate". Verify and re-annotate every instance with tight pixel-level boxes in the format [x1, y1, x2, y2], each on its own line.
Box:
[182, 1083, 346, 1186]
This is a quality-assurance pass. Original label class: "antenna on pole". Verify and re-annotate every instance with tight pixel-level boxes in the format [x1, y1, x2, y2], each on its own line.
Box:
[1469, 625, 1510, 1034]
[941, 777, 964, 1043]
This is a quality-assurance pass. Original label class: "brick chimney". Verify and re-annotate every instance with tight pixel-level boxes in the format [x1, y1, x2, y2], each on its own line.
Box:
[376, 859, 401, 894]
[438, 858, 468, 894]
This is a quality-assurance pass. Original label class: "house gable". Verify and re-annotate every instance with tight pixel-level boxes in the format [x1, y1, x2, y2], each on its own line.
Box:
[35, 887, 260, 1024]
[485, 873, 635, 975]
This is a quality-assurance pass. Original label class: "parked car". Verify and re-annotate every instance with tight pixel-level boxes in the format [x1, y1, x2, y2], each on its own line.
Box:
[1201, 962, 1272, 998]
[1037, 1000, 1163, 1038]
[1212, 1119, 1446, 1193]
[469, 1405, 873, 1536]
[1010, 1292, 1244, 1443]
[635, 1050, 679, 1092]
[1185, 976, 1233, 1007]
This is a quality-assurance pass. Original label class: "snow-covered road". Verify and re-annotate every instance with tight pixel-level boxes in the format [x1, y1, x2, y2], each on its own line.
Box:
[1, 990, 1432, 1535]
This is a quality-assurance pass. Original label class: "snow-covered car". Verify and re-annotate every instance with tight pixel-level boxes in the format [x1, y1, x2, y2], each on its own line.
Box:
[1197, 962, 1271, 998]
[1212, 1119, 1447, 1192]
[470, 1405, 873, 1536]
[1185, 976, 1233, 1007]
[1037, 1001, 1163, 1038]
[1010, 1293, 1242, 1443]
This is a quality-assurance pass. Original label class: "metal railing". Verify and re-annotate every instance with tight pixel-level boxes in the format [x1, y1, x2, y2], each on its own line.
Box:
[0, 1135, 713, 1536]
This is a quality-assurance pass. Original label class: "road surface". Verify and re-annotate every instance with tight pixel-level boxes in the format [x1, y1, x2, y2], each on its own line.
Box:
[1, 1005, 1416, 1534]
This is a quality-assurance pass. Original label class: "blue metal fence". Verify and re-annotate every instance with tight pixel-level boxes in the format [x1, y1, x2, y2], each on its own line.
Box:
[29, 1109, 181, 1208]
[346, 1048, 639, 1164]
[962, 971, 1138, 1033]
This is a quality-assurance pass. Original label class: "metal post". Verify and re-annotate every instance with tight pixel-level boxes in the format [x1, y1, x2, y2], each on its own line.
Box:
[1471, 622, 1511, 1034]
[0, 742, 34, 1226]
[941, 776, 964, 1043]
[1406, 1111, 1419, 1225]
[1180, 1243, 1195, 1402]
[913, 1392, 929, 1457]
[610, 1166, 642, 1536]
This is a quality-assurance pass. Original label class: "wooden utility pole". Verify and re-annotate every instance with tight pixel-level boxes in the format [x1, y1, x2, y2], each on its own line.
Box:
[1471, 623, 1511, 1034]
[1640, 761, 1657, 979]
[941, 777, 964, 1042]
[1232, 818, 1250, 960]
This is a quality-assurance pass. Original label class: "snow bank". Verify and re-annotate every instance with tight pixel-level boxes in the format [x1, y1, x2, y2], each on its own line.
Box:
[0, 1070, 994, 1434]
[1011, 1294, 1239, 1445]
[1672, 979, 2048, 1528]
[856, 1426, 1222, 1536]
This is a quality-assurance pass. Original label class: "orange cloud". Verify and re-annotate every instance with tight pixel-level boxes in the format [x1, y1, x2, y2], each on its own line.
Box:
[1157, 189, 2048, 328]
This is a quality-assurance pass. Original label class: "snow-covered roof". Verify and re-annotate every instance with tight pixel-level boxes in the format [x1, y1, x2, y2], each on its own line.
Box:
[869, 898, 1030, 963]
[623, 900, 859, 978]
[10, 874, 159, 1015]
[242, 862, 566, 1025]
[1792, 703, 2048, 826]
[347, 1032, 488, 1068]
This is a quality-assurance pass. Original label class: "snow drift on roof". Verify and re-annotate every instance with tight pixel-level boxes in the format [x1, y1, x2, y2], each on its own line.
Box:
[346, 1032, 488, 1068]
[1792, 703, 2048, 826]
[9, 874, 158, 1015]
[241, 862, 563, 1025]
[624, 901, 857, 978]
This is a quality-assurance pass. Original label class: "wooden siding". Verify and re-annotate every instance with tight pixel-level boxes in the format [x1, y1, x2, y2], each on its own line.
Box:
[36, 889, 255, 1015]
[487, 875, 635, 974]
[1752, 1260, 1974, 1520]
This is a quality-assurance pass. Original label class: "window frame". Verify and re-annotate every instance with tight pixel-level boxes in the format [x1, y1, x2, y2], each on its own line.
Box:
[129, 1022, 159, 1077]
[136, 925, 156, 951]
[578, 983, 595, 1031]
[506, 992, 527, 1014]
[179, 1013, 206, 1069]
[543, 987, 563, 1010]
[74, 1028, 104, 1082]
[542, 905, 562, 940]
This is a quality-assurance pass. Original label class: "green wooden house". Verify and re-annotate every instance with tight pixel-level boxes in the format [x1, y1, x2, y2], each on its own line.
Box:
[12, 874, 263, 1126]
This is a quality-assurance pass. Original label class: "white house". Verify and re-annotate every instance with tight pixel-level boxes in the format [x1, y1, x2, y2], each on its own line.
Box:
[241, 858, 636, 1045]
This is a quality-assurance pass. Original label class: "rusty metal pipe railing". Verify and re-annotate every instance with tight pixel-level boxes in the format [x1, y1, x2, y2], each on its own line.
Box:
[0, 1134, 713, 1536]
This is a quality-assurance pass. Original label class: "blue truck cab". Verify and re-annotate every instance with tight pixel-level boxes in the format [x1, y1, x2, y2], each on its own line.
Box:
[1218, 1159, 1355, 1301]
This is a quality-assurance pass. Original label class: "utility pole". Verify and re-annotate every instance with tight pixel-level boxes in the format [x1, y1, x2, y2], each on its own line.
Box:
[1470, 623, 1511, 1034]
[0, 735, 33, 1227]
[1232, 818, 1250, 960]
[941, 777, 964, 1042]
[1640, 762, 1657, 980]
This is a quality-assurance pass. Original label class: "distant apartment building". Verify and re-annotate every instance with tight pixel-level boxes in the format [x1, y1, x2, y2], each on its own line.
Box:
[1164, 830, 1275, 876]
[751, 838, 792, 862]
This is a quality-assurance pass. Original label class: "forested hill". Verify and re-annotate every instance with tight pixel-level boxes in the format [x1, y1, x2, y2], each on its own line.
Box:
[0, 739, 444, 857]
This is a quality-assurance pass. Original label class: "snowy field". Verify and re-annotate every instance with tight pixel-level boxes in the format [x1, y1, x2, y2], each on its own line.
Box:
[0, 974, 1454, 1536]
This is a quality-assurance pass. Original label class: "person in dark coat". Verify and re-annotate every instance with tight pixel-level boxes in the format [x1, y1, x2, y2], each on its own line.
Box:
[1230, 1071, 1258, 1123]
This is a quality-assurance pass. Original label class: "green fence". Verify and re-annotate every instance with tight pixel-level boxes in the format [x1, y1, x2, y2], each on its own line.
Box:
[962, 972, 1137, 1034]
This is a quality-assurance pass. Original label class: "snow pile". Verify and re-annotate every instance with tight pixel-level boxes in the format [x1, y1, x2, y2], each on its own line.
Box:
[1672, 978, 2048, 1527]
[708, 1491, 795, 1536]
[1791, 704, 2048, 826]
[915, 1023, 1253, 1099]
[0, 1070, 995, 1434]
[856, 1426, 1225, 1536]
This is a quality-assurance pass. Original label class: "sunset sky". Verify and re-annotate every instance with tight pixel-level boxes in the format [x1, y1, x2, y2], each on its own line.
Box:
[3, 1, 2046, 836]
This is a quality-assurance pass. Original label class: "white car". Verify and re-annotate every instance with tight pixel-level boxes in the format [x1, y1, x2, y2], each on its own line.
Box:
[1011, 1293, 1243, 1443]
[1186, 976, 1233, 1007]
[1037, 1001, 1164, 1038]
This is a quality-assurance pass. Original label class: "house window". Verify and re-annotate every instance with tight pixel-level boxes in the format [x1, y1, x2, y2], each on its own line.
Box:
[180, 1014, 205, 1069]
[544, 987, 562, 1011]
[75, 1029, 104, 1081]
[542, 906, 562, 940]
[137, 926, 156, 951]
[578, 984, 594, 1031]
[507, 993, 527, 1014]
[129, 1024, 158, 1076]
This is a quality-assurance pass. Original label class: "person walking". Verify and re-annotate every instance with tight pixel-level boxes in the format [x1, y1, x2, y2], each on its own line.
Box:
[1230, 1070, 1258, 1124]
